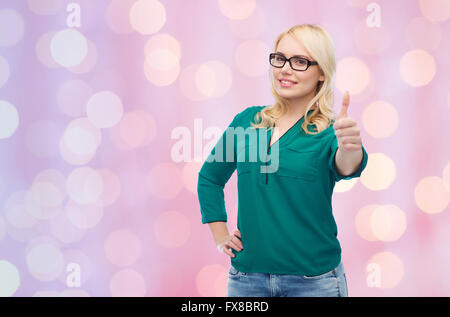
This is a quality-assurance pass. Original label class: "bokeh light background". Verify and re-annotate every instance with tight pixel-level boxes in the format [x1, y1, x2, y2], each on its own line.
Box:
[0, 0, 449, 297]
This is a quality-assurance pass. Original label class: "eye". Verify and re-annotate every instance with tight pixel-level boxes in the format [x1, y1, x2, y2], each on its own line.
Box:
[294, 58, 307, 65]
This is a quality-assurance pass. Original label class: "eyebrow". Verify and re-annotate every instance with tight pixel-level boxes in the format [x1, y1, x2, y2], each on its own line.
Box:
[275, 51, 311, 60]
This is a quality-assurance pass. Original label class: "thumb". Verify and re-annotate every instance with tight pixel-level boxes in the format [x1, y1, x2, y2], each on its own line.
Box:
[338, 91, 350, 119]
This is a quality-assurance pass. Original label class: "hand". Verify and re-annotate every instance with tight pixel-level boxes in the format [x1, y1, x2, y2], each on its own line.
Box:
[216, 229, 243, 258]
[333, 91, 362, 152]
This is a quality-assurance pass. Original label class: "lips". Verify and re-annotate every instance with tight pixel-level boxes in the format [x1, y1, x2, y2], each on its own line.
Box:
[279, 78, 298, 84]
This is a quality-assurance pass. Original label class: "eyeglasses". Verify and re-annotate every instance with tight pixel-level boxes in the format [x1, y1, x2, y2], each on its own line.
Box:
[269, 53, 318, 71]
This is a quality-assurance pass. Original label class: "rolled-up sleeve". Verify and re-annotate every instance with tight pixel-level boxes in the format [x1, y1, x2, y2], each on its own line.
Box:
[328, 131, 368, 182]
[197, 113, 240, 224]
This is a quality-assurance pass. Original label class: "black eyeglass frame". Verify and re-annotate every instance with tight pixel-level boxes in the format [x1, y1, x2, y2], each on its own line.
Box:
[269, 53, 318, 71]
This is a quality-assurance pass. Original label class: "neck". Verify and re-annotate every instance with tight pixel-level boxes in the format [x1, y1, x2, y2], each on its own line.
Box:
[284, 91, 317, 119]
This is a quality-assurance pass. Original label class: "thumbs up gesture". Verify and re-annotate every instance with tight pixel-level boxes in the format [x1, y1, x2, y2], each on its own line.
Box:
[333, 91, 362, 152]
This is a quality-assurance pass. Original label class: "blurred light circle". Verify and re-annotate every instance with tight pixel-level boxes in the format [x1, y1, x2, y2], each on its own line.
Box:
[50, 29, 88, 67]
[181, 160, 203, 194]
[367, 251, 404, 289]
[419, 0, 450, 22]
[110, 110, 157, 150]
[0, 55, 10, 88]
[0, 9, 25, 47]
[65, 200, 104, 229]
[355, 204, 379, 242]
[59, 137, 97, 165]
[86, 91, 124, 129]
[228, 5, 265, 39]
[110, 269, 146, 296]
[179, 64, 208, 101]
[106, 0, 135, 34]
[154, 211, 190, 248]
[399, 49, 436, 87]
[25, 182, 63, 220]
[335, 57, 370, 95]
[5, 191, 39, 229]
[67, 39, 98, 74]
[50, 210, 86, 243]
[195, 61, 233, 98]
[66, 167, 103, 205]
[370, 205, 407, 242]
[362, 101, 398, 138]
[0, 100, 19, 139]
[36, 32, 61, 68]
[218, 0, 256, 20]
[25, 239, 64, 281]
[415, 176, 449, 214]
[196, 264, 228, 297]
[64, 125, 101, 154]
[144, 33, 181, 60]
[145, 49, 178, 71]
[59, 118, 101, 165]
[34, 169, 67, 198]
[4, 222, 39, 242]
[360, 153, 396, 191]
[0, 260, 21, 296]
[144, 57, 180, 86]
[129, 0, 166, 35]
[333, 178, 358, 193]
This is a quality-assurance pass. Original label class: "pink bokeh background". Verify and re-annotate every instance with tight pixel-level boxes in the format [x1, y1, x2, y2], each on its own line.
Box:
[0, 0, 449, 296]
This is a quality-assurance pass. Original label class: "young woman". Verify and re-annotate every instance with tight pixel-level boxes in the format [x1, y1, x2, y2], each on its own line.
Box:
[197, 24, 368, 297]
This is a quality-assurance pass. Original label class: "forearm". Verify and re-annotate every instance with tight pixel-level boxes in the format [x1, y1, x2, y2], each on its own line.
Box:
[207, 221, 230, 245]
[335, 147, 363, 176]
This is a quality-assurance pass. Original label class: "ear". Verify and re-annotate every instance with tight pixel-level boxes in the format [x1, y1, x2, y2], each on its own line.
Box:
[319, 74, 325, 82]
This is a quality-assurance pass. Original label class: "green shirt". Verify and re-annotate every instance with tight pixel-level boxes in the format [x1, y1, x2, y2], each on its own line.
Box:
[197, 105, 368, 276]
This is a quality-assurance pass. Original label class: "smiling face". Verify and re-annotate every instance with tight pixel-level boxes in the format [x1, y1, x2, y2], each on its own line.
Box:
[271, 34, 325, 105]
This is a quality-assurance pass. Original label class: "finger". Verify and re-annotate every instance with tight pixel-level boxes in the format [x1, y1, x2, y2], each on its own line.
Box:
[341, 144, 362, 151]
[338, 91, 350, 119]
[334, 118, 356, 132]
[335, 127, 359, 137]
[340, 136, 361, 144]
[228, 239, 242, 251]
[234, 229, 241, 239]
[232, 236, 243, 249]
[224, 245, 236, 257]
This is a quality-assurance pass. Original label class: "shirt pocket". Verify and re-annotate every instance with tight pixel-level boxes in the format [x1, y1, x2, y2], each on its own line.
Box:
[276, 144, 319, 181]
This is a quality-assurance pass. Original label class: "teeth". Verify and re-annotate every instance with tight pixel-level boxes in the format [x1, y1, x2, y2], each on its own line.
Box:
[281, 80, 295, 84]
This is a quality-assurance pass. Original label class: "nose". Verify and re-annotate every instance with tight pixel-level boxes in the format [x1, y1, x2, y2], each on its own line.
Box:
[281, 60, 293, 73]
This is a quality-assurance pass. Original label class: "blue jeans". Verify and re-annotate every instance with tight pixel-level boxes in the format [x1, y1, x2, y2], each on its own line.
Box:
[227, 260, 348, 297]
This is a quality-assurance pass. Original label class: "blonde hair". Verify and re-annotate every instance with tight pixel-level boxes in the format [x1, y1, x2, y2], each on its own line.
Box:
[251, 24, 337, 135]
